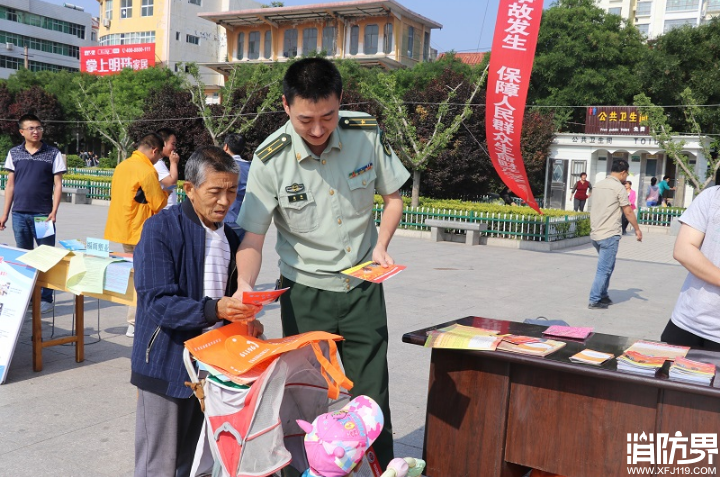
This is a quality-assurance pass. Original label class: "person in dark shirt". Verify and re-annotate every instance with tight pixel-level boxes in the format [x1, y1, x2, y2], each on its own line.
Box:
[571, 172, 592, 212]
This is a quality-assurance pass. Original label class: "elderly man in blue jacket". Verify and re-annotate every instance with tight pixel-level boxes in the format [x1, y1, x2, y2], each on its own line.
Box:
[131, 146, 263, 477]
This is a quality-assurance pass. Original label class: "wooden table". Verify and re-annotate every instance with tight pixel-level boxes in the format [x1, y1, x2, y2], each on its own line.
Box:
[403, 317, 720, 477]
[32, 256, 136, 372]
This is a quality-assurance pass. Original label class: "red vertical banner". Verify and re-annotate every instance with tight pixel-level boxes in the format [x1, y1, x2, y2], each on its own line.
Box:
[486, 0, 543, 213]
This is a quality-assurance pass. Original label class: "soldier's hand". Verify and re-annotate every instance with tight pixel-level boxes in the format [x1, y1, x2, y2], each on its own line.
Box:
[372, 245, 394, 268]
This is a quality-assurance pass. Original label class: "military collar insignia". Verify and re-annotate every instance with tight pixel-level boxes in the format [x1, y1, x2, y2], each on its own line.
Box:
[339, 116, 378, 129]
[256, 133, 291, 163]
[348, 163, 373, 179]
[285, 183, 305, 193]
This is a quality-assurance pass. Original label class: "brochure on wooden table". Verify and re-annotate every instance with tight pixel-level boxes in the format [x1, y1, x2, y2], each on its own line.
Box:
[543, 326, 594, 340]
[668, 357, 716, 385]
[242, 288, 289, 306]
[624, 340, 690, 360]
[569, 349, 614, 366]
[341, 261, 406, 283]
[424, 324, 501, 351]
[497, 338, 566, 357]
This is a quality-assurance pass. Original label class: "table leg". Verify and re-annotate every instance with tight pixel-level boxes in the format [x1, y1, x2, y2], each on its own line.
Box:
[31, 286, 43, 372]
[75, 294, 84, 363]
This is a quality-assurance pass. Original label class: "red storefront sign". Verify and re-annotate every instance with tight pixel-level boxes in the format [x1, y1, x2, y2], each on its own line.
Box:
[80, 43, 155, 76]
[486, 0, 543, 213]
[585, 106, 649, 135]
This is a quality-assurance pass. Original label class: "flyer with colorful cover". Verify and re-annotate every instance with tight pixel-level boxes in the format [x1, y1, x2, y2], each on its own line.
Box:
[341, 261, 406, 283]
[242, 288, 289, 306]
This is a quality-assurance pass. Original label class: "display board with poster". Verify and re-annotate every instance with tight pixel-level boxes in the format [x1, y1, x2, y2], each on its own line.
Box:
[0, 245, 38, 384]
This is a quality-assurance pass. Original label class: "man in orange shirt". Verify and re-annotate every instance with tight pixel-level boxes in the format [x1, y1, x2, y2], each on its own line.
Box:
[105, 132, 168, 337]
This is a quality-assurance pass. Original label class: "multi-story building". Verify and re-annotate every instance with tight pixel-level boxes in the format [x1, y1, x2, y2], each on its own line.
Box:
[95, 0, 262, 88]
[0, 0, 96, 78]
[596, 0, 720, 40]
[198, 0, 442, 74]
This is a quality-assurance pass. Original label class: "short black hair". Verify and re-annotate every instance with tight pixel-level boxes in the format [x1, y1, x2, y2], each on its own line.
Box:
[223, 133, 246, 156]
[663, 175, 671, 181]
[611, 159, 629, 173]
[156, 127, 177, 142]
[651, 177, 658, 186]
[580, 172, 587, 177]
[18, 114, 41, 129]
[136, 132, 164, 151]
[283, 57, 342, 105]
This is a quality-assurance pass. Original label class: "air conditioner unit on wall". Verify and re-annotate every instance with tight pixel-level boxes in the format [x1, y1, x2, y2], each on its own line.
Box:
[102, 18, 110, 27]
[5, 42, 13, 50]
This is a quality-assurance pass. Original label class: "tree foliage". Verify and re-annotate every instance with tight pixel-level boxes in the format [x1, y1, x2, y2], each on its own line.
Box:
[0, 85, 65, 145]
[529, 0, 647, 131]
[73, 66, 182, 162]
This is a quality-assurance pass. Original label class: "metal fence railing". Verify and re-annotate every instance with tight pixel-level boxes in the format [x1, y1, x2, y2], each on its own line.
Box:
[637, 206, 684, 227]
[66, 167, 115, 177]
[373, 205, 590, 242]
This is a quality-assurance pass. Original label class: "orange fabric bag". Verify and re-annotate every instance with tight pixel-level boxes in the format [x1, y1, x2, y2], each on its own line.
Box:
[185, 322, 353, 399]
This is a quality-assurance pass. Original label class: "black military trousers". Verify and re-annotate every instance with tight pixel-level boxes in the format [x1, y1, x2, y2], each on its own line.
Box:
[279, 275, 394, 469]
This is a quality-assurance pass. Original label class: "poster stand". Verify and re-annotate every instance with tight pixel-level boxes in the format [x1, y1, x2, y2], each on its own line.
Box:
[0, 245, 38, 384]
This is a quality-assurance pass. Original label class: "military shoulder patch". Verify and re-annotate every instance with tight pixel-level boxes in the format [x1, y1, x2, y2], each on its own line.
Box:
[256, 133, 291, 163]
[339, 116, 378, 129]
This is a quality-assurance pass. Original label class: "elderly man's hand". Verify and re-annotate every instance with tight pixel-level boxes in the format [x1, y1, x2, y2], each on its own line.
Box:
[216, 296, 262, 323]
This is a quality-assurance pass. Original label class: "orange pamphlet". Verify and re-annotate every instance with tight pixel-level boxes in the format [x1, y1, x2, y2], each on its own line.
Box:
[618, 351, 667, 367]
[502, 335, 543, 345]
[341, 261, 406, 283]
[242, 288, 289, 306]
[424, 324, 501, 351]
[623, 340, 690, 361]
[497, 339, 566, 357]
[569, 349, 614, 366]
[672, 357, 716, 375]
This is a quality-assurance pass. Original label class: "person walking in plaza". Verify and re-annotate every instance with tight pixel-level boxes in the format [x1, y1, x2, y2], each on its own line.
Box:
[0, 114, 66, 314]
[588, 160, 642, 309]
[570, 172, 592, 212]
[645, 177, 660, 206]
[131, 146, 263, 477]
[104, 132, 168, 337]
[658, 175, 676, 206]
[154, 128, 181, 209]
[621, 180, 637, 235]
[660, 185, 720, 350]
[234, 57, 410, 469]
[221, 133, 250, 240]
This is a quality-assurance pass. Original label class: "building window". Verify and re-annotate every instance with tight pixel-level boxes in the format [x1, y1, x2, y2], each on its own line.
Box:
[666, 0, 698, 11]
[91, 31, 97, 41]
[0, 6, 86, 39]
[407, 26, 414, 58]
[99, 31, 155, 45]
[636, 23, 650, 36]
[636, 1, 652, 15]
[0, 31, 80, 58]
[120, 0, 132, 19]
[608, 7, 622, 15]
[322, 26, 335, 55]
[176, 31, 180, 40]
[264, 30, 272, 59]
[283, 28, 297, 58]
[383, 23, 393, 54]
[709, 0, 720, 10]
[105, 0, 113, 21]
[187, 34, 199, 45]
[364, 24, 378, 54]
[236, 32, 244, 59]
[302, 27, 317, 55]
[423, 31, 430, 60]
[0, 54, 77, 72]
[248, 31, 259, 59]
[664, 17, 695, 31]
[349, 25, 359, 55]
[141, 0, 153, 17]
[188, 0, 201, 5]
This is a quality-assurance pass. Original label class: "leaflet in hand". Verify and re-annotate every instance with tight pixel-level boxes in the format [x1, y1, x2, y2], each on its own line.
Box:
[341, 261, 406, 283]
[33, 217, 54, 239]
[242, 288, 289, 306]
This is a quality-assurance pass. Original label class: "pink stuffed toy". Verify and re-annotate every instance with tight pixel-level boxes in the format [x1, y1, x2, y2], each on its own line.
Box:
[297, 395, 384, 477]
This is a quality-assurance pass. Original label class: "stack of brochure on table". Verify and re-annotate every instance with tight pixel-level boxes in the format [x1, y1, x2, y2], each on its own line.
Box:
[668, 357, 716, 385]
[616, 340, 690, 376]
[424, 324, 502, 351]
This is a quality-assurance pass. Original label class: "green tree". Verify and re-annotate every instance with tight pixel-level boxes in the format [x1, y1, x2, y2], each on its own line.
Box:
[181, 62, 285, 146]
[529, 0, 647, 131]
[638, 18, 720, 135]
[365, 65, 486, 207]
[634, 90, 717, 192]
[73, 67, 182, 163]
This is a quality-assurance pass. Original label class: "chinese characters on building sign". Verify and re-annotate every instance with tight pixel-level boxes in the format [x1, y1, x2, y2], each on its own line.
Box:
[80, 44, 155, 76]
[585, 106, 649, 135]
[486, 0, 543, 213]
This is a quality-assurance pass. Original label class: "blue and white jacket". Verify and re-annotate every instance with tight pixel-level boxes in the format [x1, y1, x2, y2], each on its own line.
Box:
[130, 199, 240, 398]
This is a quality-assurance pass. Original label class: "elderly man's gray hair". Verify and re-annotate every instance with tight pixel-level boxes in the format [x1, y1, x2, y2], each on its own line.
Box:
[185, 146, 239, 187]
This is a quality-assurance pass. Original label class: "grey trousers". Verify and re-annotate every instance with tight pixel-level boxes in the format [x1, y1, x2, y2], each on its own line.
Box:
[134, 388, 205, 477]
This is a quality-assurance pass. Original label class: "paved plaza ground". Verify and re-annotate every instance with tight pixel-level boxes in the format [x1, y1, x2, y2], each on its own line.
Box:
[0, 196, 687, 476]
